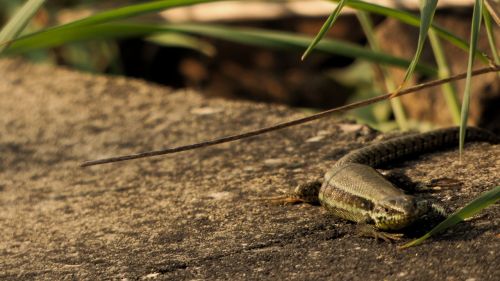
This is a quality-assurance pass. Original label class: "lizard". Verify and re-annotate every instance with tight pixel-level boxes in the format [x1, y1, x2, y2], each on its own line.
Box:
[267, 126, 499, 241]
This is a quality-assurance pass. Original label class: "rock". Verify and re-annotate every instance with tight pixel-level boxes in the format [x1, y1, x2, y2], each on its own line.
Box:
[0, 59, 498, 280]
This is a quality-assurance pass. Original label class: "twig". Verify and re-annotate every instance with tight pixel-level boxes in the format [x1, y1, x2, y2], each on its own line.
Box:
[81, 65, 500, 167]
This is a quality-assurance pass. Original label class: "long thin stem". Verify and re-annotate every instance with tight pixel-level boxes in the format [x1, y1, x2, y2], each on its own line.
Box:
[81, 65, 499, 167]
[356, 11, 409, 130]
[482, 3, 499, 65]
[428, 29, 461, 124]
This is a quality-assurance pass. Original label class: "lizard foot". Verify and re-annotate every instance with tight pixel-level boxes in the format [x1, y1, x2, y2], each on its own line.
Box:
[292, 180, 322, 205]
[253, 180, 323, 205]
[356, 224, 404, 242]
[252, 195, 305, 205]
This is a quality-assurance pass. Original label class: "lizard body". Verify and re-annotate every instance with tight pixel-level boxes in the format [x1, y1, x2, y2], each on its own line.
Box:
[289, 127, 499, 239]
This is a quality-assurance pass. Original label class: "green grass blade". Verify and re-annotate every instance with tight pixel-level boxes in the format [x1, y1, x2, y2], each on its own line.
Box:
[0, 0, 223, 48]
[4, 23, 159, 53]
[1, 0, 489, 65]
[482, 4, 499, 65]
[356, 11, 408, 130]
[146, 33, 216, 57]
[301, 0, 347, 60]
[159, 24, 437, 75]
[334, 0, 490, 63]
[5, 22, 437, 76]
[401, 186, 500, 248]
[428, 29, 461, 124]
[401, 0, 438, 86]
[43, 0, 220, 30]
[484, 0, 500, 26]
[459, 0, 483, 159]
[0, 0, 45, 53]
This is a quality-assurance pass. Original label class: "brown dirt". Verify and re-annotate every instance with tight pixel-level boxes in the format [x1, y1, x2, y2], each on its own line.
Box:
[0, 59, 498, 280]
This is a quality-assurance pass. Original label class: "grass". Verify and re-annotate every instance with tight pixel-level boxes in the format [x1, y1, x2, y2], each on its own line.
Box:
[401, 186, 500, 248]
[459, 0, 484, 159]
[0, 0, 45, 53]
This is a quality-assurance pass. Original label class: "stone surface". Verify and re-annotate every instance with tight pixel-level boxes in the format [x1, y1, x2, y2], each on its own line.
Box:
[0, 59, 498, 280]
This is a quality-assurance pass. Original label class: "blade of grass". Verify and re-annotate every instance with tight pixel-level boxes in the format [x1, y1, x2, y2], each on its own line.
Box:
[459, 0, 483, 159]
[160, 23, 437, 75]
[0, 0, 45, 53]
[482, 4, 499, 65]
[4, 22, 438, 76]
[400, 186, 500, 248]
[356, 11, 408, 130]
[484, 0, 500, 26]
[146, 33, 216, 57]
[0, 0, 224, 48]
[2, 0, 487, 65]
[332, 0, 490, 63]
[37, 0, 221, 30]
[4, 23, 159, 53]
[428, 29, 461, 124]
[400, 0, 438, 88]
[301, 0, 347, 60]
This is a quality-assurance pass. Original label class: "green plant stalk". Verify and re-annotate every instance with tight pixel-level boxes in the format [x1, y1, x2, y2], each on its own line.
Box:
[330, 0, 490, 63]
[146, 33, 216, 57]
[356, 11, 408, 130]
[482, 6, 499, 65]
[428, 29, 461, 124]
[401, 0, 438, 86]
[401, 186, 500, 248]
[1, 0, 488, 66]
[388, 95, 408, 130]
[42, 0, 221, 31]
[0, 0, 224, 48]
[302, 0, 347, 60]
[484, 0, 500, 26]
[0, 0, 45, 53]
[4, 22, 437, 76]
[459, 0, 483, 159]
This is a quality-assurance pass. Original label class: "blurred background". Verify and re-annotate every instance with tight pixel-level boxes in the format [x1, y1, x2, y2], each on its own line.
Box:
[1, 0, 498, 131]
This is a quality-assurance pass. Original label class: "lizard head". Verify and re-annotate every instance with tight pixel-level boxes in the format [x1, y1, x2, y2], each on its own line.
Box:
[372, 195, 426, 230]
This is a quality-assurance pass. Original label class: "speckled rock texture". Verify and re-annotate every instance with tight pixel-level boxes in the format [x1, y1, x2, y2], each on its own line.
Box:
[0, 59, 498, 280]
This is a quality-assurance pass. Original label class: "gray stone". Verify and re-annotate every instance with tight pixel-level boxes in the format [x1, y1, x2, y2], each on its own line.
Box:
[0, 59, 498, 280]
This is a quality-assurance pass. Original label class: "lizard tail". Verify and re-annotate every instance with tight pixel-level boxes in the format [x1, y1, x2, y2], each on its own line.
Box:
[334, 127, 499, 168]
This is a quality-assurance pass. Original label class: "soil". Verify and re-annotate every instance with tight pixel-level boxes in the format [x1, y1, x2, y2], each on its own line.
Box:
[0, 59, 498, 280]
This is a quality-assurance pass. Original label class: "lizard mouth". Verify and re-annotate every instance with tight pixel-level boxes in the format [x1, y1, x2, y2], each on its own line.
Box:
[373, 197, 420, 230]
[375, 215, 416, 230]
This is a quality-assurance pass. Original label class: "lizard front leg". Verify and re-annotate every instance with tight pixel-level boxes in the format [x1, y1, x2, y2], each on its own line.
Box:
[255, 179, 323, 205]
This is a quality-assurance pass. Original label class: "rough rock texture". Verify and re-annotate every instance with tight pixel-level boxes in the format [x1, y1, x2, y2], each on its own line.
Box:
[0, 59, 498, 280]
